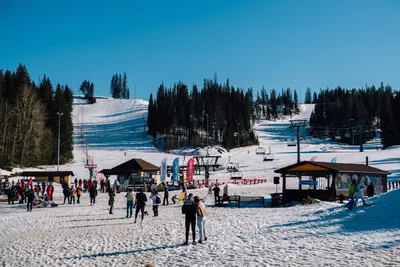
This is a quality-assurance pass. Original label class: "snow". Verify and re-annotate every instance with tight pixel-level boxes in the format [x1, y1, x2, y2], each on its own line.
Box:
[1, 99, 400, 266]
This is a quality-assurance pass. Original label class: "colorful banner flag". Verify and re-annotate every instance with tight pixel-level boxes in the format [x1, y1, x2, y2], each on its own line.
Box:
[173, 157, 179, 182]
[160, 158, 167, 184]
[331, 157, 337, 163]
[310, 156, 317, 162]
[186, 158, 194, 183]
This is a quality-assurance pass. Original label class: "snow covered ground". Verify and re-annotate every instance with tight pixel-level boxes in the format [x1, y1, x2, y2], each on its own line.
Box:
[1, 98, 400, 266]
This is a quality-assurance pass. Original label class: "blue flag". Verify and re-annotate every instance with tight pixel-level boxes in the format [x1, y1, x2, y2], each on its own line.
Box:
[331, 157, 337, 163]
[160, 158, 167, 184]
[173, 157, 179, 182]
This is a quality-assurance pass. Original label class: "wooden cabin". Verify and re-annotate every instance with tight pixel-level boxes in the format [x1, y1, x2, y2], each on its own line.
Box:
[274, 161, 391, 203]
[19, 171, 74, 185]
[99, 158, 159, 192]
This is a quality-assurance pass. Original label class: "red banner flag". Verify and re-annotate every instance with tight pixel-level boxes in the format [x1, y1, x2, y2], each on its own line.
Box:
[186, 158, 194, 183]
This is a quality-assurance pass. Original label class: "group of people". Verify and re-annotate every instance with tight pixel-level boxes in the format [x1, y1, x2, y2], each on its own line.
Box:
[347, 178, 375, 209]
[63, 178, 98, 205]
[6, 179, 55, 212]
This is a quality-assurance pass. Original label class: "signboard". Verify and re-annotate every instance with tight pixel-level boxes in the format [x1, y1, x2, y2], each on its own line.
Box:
[299, 180, 318, 185]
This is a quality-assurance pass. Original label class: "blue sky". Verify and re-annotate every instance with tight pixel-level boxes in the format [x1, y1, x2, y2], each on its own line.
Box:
[1, 0, 399, 101]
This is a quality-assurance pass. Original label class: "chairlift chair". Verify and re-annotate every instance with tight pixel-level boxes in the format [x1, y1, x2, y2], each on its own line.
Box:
[263, 154, 274, 162]
[287, 140, 296, 147]
[263, 147, 274, 161]
[226, 163, 239, 172]
[230, 171, 243, 180]
[255, 146, 266, 155]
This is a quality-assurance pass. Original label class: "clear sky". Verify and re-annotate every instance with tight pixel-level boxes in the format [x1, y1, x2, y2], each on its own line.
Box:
[1, 0, 399, 101]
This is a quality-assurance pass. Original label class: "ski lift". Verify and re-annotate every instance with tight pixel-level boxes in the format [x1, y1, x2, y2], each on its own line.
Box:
[226, 163, 239, 172]
[263, 147, 274, 162]
[255, 146, 266, 155]
[287, 139, 296, 147]
[230, 171, 243, 180]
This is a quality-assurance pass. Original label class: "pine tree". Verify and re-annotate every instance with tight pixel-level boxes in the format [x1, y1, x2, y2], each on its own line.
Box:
[305, 87, 312, 104]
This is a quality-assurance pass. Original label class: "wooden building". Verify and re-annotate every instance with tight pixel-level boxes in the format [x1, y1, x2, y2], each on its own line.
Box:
[19, 171, 75, 184]
[274, 161, 391, 203]
[99, 158, 159, 191]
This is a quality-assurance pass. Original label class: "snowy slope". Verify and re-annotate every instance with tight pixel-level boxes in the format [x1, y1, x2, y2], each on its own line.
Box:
[1, 98, 400, 267]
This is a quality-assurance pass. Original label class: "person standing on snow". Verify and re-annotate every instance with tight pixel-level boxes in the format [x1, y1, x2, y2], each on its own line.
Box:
[194, 196, 207, 244]
[76, 186, 82, 204]
[125, 188, 135, 218]
[134, 188, 147, 223]
[162, 182, 169, 205]
[70, 185, 76, 204]
[150, 190, 161, 217]
[346, 178, 358, 209]
[27, 188, 35, 212]
[109, 188, 115, 214]
[355, 182, 366, 206]
[89, 185, 97, 206]
[182, 193, 197, 245]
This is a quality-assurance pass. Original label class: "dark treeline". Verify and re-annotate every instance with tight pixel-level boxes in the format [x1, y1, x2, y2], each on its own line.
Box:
[110, 72, 130, 99]
[0, 64, 73, 168]
[147, 77, 259, 150]
[309, 83, 400, 148]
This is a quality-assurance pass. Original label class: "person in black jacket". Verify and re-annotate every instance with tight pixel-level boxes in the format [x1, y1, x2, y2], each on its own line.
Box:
[134, 188, 147, 223]
[183, 193, 197, 245]
[367, 182, 374, 197]
[27, 188, 35, 212]
[212, 185, 220, 203]
[89, 186, 97, 206]
[109, 189, 115, 214]
[162, 182, 169, 205]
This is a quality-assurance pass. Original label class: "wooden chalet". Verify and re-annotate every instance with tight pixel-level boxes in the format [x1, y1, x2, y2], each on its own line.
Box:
[19, 171, 75, 184]
[274, 161, 391, 203]
[99, 158, 159, 191]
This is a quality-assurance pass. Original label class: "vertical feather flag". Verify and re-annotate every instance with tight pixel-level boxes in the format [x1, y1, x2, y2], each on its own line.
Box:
[173, 157, 179, 182]
[186, 158, 194, 183]
[331, 157, 337, 163]
[160, 158, 167, 184]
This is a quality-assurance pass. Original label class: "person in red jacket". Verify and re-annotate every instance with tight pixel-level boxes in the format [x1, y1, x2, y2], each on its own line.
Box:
[46, 183, 53, 201]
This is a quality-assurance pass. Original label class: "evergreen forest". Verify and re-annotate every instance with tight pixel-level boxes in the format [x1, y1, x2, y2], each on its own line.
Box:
[0, 65, 74, 169]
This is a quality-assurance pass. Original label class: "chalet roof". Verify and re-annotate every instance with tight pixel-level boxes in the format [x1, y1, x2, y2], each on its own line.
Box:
[99, 158, 159, 175]
[274, 161, 391, 175]
[19, 171, 75, 177]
